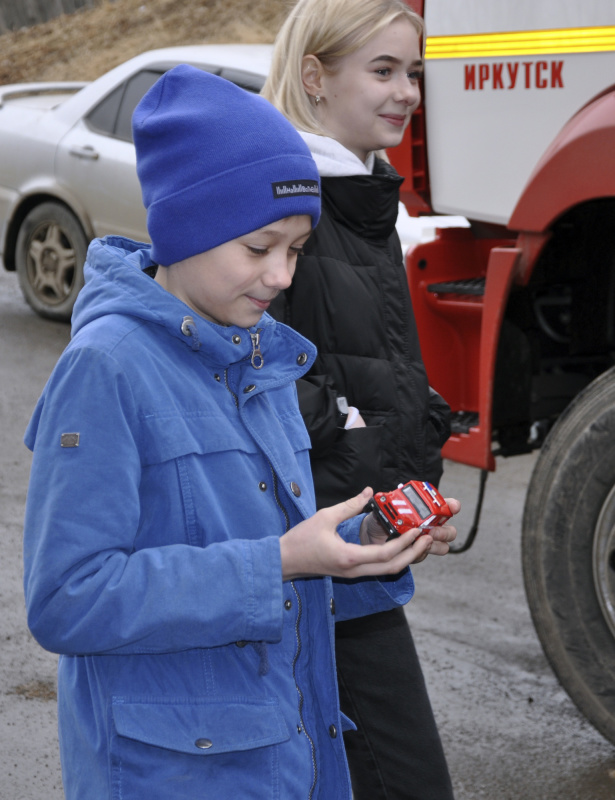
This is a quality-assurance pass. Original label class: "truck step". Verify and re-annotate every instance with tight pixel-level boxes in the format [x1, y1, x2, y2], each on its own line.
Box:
[450, 411, 479, 434]
[427, 277, 485, 296]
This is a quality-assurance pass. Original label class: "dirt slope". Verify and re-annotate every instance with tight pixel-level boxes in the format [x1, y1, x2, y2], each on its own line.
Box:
[0, 0, 291, 86]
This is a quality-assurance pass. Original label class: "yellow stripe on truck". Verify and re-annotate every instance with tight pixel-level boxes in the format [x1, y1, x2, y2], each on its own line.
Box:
[425, 26, 615, 59]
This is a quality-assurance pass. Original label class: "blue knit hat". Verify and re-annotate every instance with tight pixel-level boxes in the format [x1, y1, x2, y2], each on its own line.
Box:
[132, 65, 321, 266]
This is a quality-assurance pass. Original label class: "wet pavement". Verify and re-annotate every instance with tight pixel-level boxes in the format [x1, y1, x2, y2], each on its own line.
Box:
[1, 268, 614, 799]
[412, 455, 615, 799]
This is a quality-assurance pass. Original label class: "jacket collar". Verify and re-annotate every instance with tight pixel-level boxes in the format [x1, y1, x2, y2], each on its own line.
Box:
[73, 237, 316, 386]
[321, 159, 404, 241]
[298, 132, 403, 240]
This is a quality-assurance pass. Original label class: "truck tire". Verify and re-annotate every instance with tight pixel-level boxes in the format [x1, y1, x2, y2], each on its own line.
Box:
[522, 366, 615, 744]
[16, 202, 88, 322]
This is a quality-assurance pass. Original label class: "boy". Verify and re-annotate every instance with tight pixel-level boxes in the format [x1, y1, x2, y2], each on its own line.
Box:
[22, 66, 457, 799]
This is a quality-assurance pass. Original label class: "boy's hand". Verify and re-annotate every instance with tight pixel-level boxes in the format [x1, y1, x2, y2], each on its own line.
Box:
[280, 488, 444, 581]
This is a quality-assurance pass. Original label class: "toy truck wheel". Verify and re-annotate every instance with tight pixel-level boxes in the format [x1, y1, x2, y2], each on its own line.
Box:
[522, 366, 615, 744]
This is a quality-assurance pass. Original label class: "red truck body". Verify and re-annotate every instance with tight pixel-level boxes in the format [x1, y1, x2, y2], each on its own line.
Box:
[394, 0, 615, 746]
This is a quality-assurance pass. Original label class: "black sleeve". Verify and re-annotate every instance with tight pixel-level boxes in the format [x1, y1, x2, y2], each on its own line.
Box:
[296, 374, 341, 456]
[428, 386, 451, 447]
[269, 292, 341, 458]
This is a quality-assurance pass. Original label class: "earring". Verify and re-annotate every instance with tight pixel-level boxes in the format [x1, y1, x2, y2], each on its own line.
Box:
[315, 95, 321, 105]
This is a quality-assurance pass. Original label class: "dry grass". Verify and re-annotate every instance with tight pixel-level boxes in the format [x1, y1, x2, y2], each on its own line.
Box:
[0, 0, 293, 85]
[10, 679, 57, 701]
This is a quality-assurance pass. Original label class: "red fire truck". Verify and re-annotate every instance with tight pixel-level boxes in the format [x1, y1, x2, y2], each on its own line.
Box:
[395, 0, 615, 744]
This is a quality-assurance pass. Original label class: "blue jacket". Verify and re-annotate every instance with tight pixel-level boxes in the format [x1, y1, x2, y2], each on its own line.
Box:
[23, 236, 415, 800]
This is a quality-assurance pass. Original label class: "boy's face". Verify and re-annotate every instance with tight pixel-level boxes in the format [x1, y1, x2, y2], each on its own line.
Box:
[156, 215, 312, 328]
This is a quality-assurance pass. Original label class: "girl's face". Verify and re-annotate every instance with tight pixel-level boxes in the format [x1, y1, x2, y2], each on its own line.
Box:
[156, 215, 312, 328]
[307, 19, 422, 162]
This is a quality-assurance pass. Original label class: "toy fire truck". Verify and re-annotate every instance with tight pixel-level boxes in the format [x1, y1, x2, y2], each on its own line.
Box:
[367, 480, 452, 539]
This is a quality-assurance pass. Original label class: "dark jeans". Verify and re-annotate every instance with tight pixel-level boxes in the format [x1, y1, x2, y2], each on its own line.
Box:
[336, 607, 454, 800]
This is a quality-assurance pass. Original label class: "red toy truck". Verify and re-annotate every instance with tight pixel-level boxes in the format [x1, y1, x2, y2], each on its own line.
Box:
[368, 480, 452, 539]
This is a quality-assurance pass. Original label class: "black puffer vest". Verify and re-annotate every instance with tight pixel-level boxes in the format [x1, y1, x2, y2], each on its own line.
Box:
[272, 158, 450, 507]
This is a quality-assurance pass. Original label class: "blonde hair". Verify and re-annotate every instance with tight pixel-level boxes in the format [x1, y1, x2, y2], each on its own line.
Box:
[261, 0, 424, 136]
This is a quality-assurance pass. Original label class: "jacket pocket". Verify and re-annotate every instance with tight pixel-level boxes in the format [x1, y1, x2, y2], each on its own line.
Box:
[310, 425, 383, 509]
[110, 697, 289, 799]
[140, 412, 260, 466]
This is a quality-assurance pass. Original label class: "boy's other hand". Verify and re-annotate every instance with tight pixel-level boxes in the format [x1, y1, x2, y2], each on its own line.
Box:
[280, 488, 456, 581]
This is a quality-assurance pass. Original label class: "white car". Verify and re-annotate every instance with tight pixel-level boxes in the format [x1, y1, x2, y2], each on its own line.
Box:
[0, 44, 273, 320]
[0, 42, 463, 321]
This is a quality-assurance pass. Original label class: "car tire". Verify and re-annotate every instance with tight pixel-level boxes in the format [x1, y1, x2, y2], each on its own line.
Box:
[522, 366, 615, 744]
[16, 202, 88, 322]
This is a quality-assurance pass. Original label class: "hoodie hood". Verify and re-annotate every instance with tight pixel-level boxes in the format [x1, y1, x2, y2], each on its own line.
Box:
[298, 132, 375, 177]
[72, 236, 316, 378]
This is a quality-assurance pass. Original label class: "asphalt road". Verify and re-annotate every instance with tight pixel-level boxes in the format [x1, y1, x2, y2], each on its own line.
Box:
[1, 267, 614, 799]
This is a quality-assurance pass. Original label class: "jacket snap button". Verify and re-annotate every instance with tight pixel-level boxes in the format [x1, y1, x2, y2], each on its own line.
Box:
[195, 738, 213, 749]
[235, 640, 247, 648]
[214, 373, 221, 382]
[329, 724, 337, 739]
[290, 482, 301, 497]
[284, 599, 292, 610]
[244, 385, 256, 394]
[232, 335, 241, 344]
[259, 482, 267, 492]
[297, 352, 308, 366]
[330, 598, 335, 615]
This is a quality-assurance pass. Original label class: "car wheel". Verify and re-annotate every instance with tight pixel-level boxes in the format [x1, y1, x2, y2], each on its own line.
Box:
[16, 202, 88, 322]
[522, 366, 615, 744]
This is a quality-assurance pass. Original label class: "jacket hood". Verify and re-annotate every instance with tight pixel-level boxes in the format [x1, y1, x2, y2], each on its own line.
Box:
[72, 236, 316, 374]
[73, 237, 164, 335]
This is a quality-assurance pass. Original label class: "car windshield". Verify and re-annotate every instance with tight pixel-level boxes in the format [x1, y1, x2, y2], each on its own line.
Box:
[401, 484, 431, 520]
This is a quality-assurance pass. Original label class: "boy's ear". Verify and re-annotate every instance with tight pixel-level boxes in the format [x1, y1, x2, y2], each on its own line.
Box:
[301, 55, 324, 99]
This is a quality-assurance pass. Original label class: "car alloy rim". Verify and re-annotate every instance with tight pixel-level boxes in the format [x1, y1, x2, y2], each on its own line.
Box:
[593, 482, 615, 639]
[26, 220, 76, 306]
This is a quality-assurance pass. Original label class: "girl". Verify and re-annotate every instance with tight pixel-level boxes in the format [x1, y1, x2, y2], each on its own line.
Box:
[23, 66, 458, 799]
[262, 2, 455, 798]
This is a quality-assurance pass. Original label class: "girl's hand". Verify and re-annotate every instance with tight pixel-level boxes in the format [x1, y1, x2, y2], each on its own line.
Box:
[344, 406, 366, 429]
[280, 488, 434, 581]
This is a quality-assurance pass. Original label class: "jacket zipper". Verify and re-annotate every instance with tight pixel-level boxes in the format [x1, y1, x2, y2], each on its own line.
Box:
[271, 468, 318, 799]
[224, 372, 318, 797]
[250, 329, 264, 369]
[224, 368, 239, 408]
